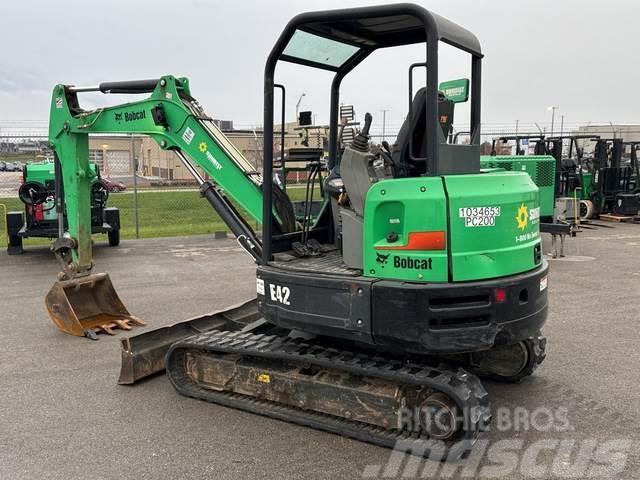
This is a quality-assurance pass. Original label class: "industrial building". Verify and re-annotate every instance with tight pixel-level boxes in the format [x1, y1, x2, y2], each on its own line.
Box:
[86, 122, 315, 182]
[574, 124, 640, 154]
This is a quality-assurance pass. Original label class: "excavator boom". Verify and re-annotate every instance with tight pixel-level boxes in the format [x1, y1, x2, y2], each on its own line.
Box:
[46, 76, 289, 337]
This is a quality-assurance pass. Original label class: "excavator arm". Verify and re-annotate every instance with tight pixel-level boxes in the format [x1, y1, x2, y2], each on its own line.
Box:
[46, 75, 293, 337]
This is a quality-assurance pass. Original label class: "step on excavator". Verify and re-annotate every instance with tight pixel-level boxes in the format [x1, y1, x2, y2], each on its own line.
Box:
[45, 4, 548, 459]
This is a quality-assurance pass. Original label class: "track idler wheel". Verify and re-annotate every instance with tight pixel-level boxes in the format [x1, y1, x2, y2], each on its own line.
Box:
[470, 333, 547, 383]
[419, 392, 461, 440]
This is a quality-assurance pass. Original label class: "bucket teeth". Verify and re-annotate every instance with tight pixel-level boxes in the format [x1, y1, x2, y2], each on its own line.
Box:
[99, 324, 116, 335]
[114, 320, 132, 330]
[91, 317, 147, 337]
[127, 316, 146, 327]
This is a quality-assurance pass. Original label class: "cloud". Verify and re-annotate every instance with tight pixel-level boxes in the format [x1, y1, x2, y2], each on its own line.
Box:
[0, 65, 49, 94]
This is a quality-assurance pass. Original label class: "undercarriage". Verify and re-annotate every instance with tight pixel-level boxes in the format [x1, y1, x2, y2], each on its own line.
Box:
[120, 286, 547, 458]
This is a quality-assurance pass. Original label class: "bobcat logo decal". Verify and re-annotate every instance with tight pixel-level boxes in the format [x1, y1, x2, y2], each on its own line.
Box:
[376, 252, 390, 265]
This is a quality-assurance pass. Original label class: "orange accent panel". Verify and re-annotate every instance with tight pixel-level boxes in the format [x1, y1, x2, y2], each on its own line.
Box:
[375, 231, 446, 251]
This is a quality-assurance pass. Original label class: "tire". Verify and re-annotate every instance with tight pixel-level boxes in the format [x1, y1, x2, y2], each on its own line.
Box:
[7, 235, 23, 255]
[108, 229, 120, 247]
[6, 211, 24, 255]
[111, 187, 120, 193]
[579, 200, 594, 219]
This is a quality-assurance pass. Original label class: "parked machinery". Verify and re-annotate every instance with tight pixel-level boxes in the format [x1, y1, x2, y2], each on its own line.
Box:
[482, 135, 574, 256]
[6, 160, 120, 255]
[577, 138, 639, 218]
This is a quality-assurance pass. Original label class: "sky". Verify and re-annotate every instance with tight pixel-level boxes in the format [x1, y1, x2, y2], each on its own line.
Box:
[1, 0, 638, 135]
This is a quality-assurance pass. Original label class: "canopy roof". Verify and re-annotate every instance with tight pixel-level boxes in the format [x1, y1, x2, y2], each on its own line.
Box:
[277, 4, 482, 71]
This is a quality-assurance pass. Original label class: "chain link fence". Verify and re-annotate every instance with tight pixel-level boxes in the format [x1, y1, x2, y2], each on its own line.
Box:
[2, 121, 640, 248]
[0, 132, 233, 248]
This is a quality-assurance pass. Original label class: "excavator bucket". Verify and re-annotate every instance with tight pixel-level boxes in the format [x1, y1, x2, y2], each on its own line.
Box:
[45, 272, 145, 339]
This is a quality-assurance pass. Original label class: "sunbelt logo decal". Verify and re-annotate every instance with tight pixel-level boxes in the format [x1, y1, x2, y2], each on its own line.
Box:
[198, 141, 223, 170]
[515, 204, 540, 231]
[515, 203, 529, 230]
[515, 204, 540, 243]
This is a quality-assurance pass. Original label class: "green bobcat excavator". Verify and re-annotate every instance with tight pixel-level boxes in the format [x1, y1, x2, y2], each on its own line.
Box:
[45, 4, 548, 459]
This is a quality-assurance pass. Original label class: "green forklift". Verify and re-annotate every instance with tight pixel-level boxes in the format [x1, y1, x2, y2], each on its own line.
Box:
[581, 138, 639, 218]
[44, 4, 548, 459]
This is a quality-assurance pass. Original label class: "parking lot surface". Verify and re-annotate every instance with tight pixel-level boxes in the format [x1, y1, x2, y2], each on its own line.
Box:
[0, 228, 638, 479]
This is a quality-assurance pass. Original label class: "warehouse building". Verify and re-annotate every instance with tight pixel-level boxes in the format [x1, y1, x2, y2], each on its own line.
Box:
[87, 120, 327, 183]
[138, 123, 313, 183]
[574, 124, 640, 154]
[87, 135, 143, 177]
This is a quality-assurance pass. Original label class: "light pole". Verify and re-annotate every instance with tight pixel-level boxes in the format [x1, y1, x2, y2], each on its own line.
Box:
[381, 109, 389, 142]
[295, 93, 306, 122]
[101, 144, 109, 176]
[547, 106, 558, 137]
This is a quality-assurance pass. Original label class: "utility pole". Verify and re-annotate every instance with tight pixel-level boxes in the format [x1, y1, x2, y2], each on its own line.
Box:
[130, 135, 139, 239]
[295, 93, 306, 122]
[548, 105, 558, 136]
[560, 115, 564, 138]
[381, 109, 389, 142]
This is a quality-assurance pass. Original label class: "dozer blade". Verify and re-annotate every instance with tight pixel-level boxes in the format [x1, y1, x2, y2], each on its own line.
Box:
[45, 272, 145, 340]
[118, 298, 261, 385]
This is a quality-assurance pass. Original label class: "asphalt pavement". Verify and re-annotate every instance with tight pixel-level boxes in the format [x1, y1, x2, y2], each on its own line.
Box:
[0, 227, 638, 479]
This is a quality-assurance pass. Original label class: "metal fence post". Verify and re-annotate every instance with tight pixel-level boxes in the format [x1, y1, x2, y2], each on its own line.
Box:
[130, 135, 140, 239]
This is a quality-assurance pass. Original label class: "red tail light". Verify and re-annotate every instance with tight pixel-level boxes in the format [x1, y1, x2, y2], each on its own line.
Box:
[495, 288, 507, 303]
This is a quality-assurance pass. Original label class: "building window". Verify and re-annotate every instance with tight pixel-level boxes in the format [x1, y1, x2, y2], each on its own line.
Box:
[89, 149, 104, 169]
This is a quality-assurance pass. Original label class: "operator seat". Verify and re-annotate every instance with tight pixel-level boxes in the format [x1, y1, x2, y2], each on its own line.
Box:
[391, 87, 454, 177]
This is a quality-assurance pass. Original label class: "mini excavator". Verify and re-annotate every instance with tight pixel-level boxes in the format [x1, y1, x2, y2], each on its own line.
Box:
[45, 4, 548, 458]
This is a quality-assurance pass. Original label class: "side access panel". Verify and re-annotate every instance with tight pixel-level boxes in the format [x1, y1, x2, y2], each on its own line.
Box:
[362, 177, 449, 282]
[257, 266, 374, 345]
[445, 172, 542, 282]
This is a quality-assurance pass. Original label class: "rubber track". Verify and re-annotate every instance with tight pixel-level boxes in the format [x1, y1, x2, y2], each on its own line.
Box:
[166, 329, 492, 460]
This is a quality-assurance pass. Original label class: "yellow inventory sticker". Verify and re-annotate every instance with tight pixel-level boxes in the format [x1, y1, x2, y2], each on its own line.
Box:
[257, 374, 271, 383]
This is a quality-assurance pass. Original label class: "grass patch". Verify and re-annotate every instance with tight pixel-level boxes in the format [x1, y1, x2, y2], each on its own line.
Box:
[0, 186, 322, 246]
